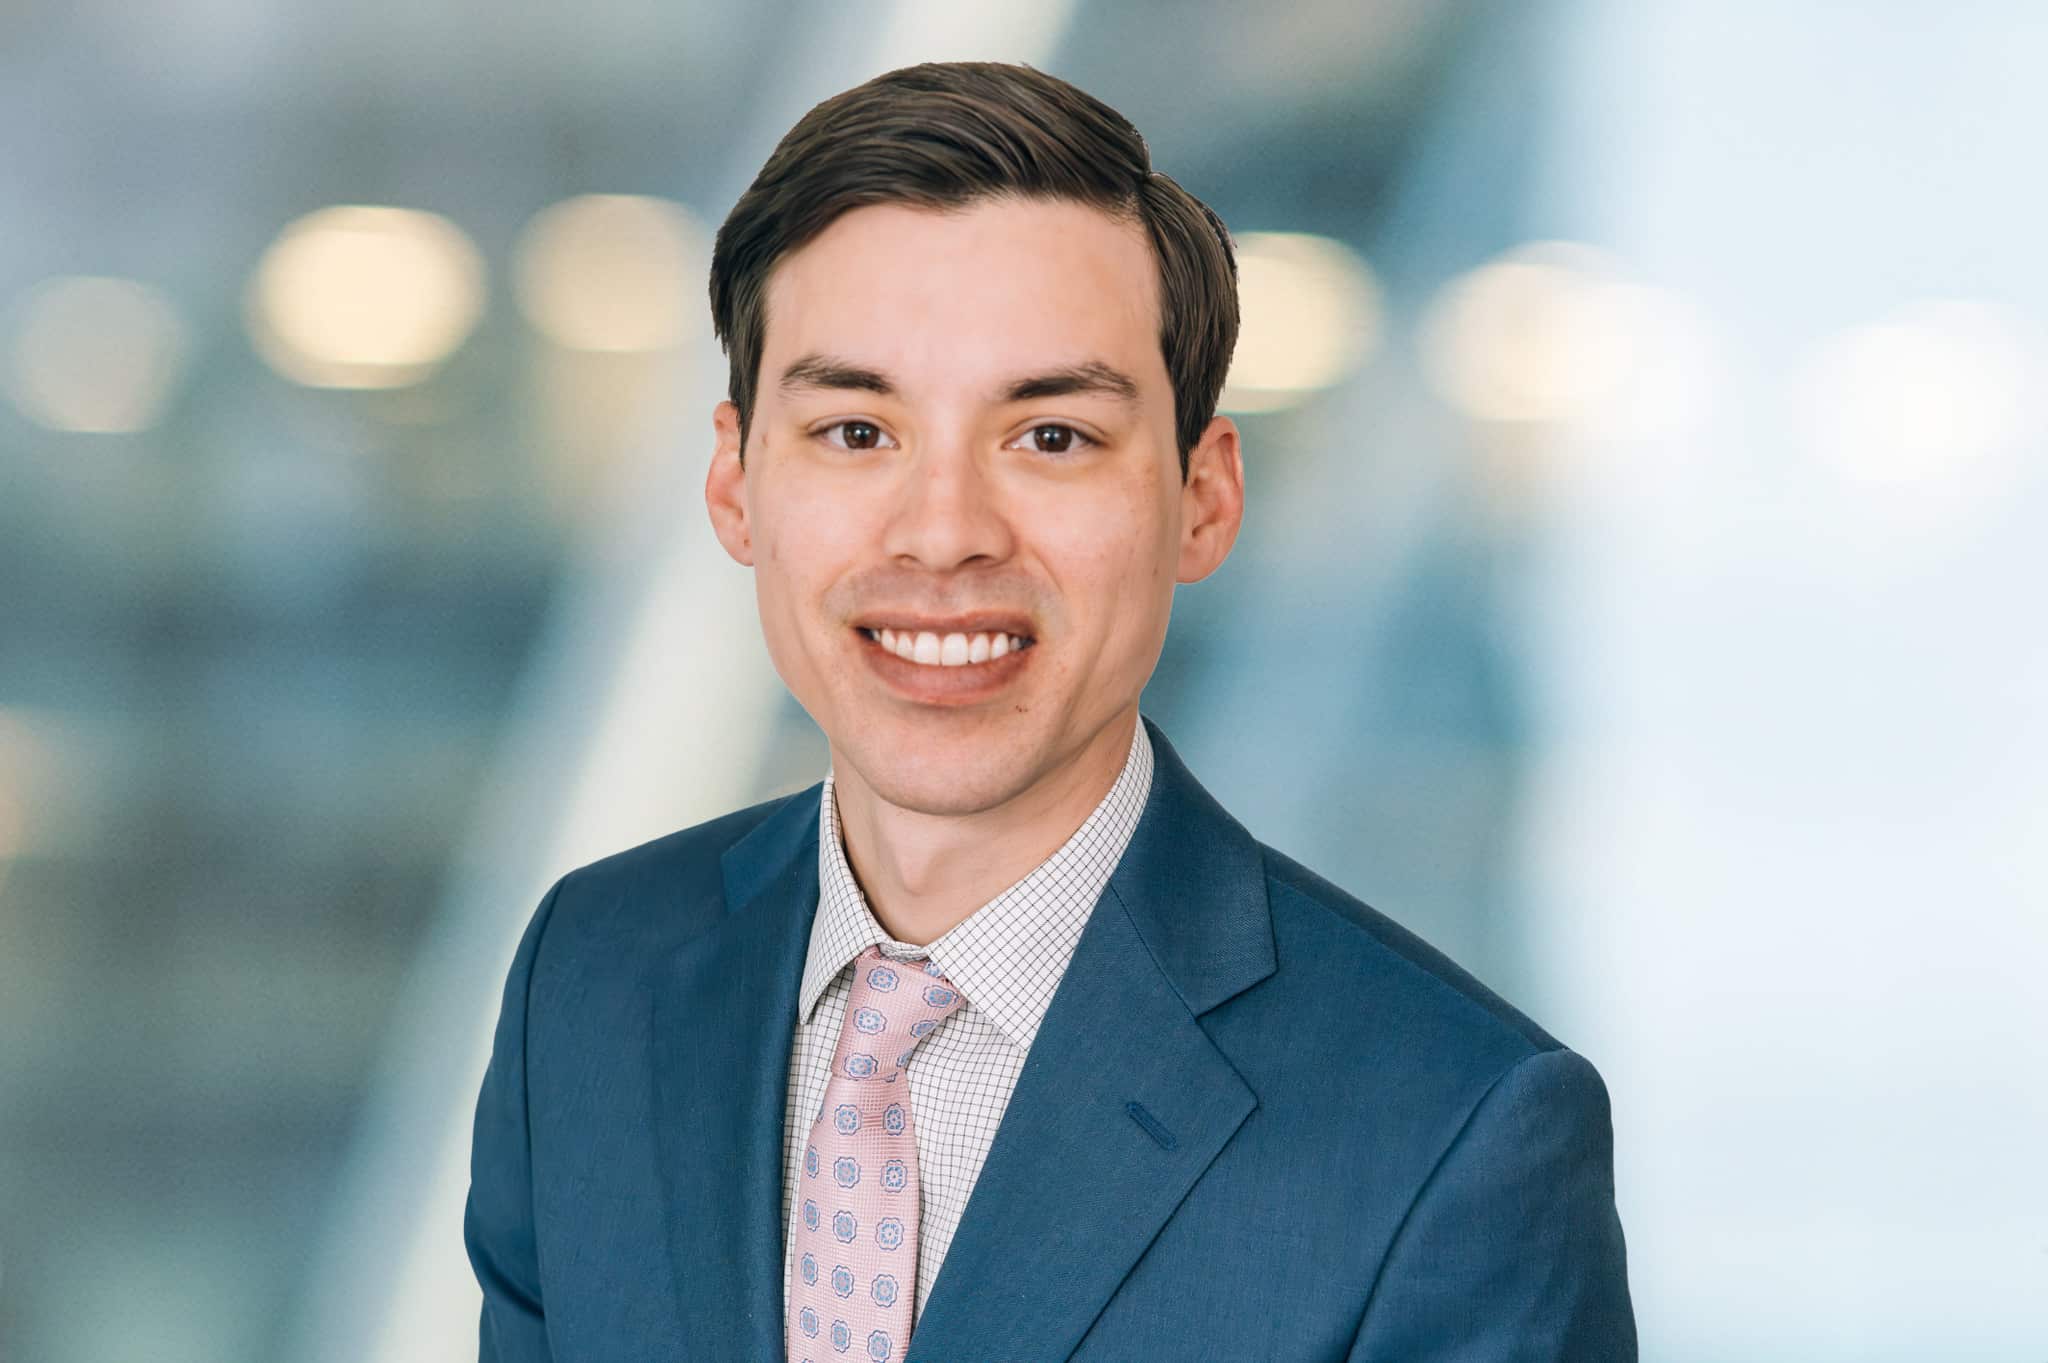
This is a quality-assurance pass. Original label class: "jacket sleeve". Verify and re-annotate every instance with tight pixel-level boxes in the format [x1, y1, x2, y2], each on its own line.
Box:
[464, 877, 566, 1363]
[1348, 1047, 1637, 1362]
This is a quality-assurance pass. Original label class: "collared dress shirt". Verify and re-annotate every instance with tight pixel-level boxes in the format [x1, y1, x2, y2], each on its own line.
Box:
[779, 716, 1155, 1328]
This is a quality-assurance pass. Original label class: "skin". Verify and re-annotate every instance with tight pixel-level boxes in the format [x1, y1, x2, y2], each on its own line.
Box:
[705, 195, 1243, 946]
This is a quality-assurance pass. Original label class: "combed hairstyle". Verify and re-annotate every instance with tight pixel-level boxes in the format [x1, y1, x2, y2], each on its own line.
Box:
[708, 61, 1238, 481]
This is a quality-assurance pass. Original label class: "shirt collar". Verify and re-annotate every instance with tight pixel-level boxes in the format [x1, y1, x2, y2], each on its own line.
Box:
[797, 715, 1154, 1053]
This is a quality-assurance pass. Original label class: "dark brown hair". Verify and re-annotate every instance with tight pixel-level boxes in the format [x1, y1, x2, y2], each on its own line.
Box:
[708, 61, 1238, 480]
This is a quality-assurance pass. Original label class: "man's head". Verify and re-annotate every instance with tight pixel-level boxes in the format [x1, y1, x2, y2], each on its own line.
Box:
[703, 61, 1244, 821]
[709, 61, 1238, 479]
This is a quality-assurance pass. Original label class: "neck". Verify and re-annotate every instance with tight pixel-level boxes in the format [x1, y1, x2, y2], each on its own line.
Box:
[831, 708, 1139, 947]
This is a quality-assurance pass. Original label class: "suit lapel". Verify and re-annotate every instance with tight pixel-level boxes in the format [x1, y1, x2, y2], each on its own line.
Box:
[905, 717, 1278, 1362]
[647, 785, 821, 1361]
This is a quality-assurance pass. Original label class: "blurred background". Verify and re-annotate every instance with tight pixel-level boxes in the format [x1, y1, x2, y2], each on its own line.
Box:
[3, 0, 2044, 1359]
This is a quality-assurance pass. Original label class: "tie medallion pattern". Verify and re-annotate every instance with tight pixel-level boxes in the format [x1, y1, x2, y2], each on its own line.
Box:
[788, 944, 966, 1363]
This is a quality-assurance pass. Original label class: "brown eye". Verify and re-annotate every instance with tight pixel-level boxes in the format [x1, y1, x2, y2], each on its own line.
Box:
[821, 420, 893, 452]
[1026, 424, 1091, 455]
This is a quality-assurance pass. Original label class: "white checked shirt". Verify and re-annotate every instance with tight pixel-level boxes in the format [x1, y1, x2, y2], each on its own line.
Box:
[780, 716, 1155, 1328]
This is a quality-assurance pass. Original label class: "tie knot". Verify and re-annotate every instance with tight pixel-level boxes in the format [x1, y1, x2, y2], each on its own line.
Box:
[831, 943, 967, 1084]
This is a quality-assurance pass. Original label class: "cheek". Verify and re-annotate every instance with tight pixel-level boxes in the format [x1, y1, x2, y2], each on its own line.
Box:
[746, 496, 816, 644]
[750, 473, 871, 638]
[754, 473, 844, 581]
[1041, 478, 1176, 629]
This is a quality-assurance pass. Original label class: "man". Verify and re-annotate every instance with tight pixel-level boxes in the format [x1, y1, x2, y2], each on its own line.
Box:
[465, 61, 1635, 1362]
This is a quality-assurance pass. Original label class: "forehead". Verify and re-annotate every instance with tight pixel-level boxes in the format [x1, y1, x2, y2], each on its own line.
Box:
[759, 197, 1165, 398]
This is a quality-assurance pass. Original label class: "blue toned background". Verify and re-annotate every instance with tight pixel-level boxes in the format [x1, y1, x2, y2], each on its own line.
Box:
[2, 2, 2042, 1359]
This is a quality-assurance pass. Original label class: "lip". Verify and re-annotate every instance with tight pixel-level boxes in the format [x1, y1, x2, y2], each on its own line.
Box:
[854, 626, 1035, 707]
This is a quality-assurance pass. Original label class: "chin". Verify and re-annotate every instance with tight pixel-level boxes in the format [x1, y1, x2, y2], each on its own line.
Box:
[838, 737, 1035, 818]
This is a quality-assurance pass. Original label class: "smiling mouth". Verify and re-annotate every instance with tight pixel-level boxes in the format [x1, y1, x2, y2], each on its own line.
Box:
[857, 626, 1036, 667]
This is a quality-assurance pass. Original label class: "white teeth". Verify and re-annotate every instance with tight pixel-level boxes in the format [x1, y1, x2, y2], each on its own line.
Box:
[871, 628, 1031, 666]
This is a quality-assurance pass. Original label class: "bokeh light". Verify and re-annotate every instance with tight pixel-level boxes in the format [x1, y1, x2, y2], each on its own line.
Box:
[4, 275, 189, 433]
[1218, 231, 1381, 413]
[512, 194, 704, 352]
[1421, 241, 1636, 427]
[1801, 299, 2040, 488]
[246, 205, 486, 389]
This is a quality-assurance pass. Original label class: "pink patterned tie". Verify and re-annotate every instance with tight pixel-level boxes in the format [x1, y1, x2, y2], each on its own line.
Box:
[788, 943, 967, 1363]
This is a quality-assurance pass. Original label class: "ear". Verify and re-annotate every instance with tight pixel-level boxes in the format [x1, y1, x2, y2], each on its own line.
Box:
[705, 400, 755, 567]
[1176, 413, 1244, 584]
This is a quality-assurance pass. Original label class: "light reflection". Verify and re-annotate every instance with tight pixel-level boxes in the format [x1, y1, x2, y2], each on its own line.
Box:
[1420, 241, 1633, 426]
[4, 275, 188, 433]
[512, 194, 704, 352]
[1802, 299, 2039, 487]
[246, 205, 485, 389]
[1219, 231, 1381, 413]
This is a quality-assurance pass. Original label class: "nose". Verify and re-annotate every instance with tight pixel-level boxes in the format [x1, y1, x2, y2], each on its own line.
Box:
[879, 441, 1016, 572]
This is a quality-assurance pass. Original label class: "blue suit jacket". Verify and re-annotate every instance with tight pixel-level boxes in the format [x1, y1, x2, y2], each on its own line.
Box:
[466, 717, 1636, 1360]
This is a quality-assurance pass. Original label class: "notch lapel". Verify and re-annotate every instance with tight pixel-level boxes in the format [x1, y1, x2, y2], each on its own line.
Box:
[905, 718, 1278, 1362]
[646, 785, 821, 1360]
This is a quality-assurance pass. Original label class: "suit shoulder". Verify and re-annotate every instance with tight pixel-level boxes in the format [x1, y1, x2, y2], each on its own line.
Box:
[547, 789, 809, 944]
[564, 791, 797, 888]
[1258, 842, 1564, 1058]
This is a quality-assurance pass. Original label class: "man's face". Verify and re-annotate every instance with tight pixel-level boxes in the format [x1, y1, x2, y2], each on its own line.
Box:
[706, 196, 1240, 818]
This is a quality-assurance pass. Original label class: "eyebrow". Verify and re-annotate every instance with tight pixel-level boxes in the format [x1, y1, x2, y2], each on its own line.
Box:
[776, 352, 1142, 407]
